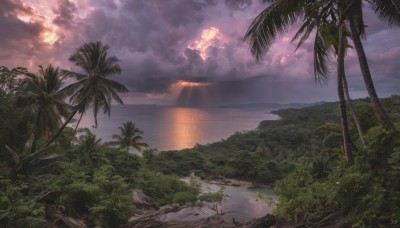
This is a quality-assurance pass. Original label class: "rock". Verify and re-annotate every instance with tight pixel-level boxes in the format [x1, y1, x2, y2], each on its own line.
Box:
[244, 214, 276, 228]
[166, 214, 224, 228]
[131, 189, 156, 209]
[122, 218, 165, 228]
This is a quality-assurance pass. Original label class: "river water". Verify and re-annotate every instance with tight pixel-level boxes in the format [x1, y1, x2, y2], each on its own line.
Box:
[161, 177, 277, 225]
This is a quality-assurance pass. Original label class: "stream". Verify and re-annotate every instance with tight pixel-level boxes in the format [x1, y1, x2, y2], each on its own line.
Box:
[160, 177, 277, 225]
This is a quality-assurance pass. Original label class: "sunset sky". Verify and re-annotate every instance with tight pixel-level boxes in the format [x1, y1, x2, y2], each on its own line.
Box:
[1, 0, 399, 105]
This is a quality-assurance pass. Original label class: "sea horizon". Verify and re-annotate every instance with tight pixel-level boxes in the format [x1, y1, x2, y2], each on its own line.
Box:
[80, 105, 281, 151]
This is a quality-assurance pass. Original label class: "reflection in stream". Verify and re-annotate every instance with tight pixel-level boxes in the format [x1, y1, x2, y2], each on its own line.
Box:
[161, 177, 277, 225]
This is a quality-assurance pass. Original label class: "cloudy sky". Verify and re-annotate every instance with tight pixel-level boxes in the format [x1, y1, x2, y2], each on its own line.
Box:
[1, 0, 399, 106]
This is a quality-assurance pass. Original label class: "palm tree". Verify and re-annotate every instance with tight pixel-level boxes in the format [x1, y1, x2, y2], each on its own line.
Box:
[108, 121, 148, 152]
[337, 7, 353, 164]
[346, 0, 400, 130]
[244, 0, 355, 164]
[44, 41, 128, 147]
[343, 72, 365, 146]
[76, 129, 105, 164]
[19, 65, 71, 140]
[5, 134, 58, 175]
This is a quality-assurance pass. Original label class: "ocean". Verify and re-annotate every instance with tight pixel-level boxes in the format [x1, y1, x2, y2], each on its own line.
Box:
[80, 105, 278, 151]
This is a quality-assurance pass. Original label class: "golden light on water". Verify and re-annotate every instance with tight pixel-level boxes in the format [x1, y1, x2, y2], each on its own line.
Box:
[189, 26, 222, 60]
[165, 107, 205, 150]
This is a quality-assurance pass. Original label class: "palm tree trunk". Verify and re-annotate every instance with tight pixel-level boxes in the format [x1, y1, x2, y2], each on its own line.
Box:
[349, 17, 394, 130]
[343, 75, 366, 146]
[43, 106, 80, 148]
[338, 15, 354, 165]
[43, 88, 89, 148]
[67, 112, 84, 148]
[31, 112, 42, 153]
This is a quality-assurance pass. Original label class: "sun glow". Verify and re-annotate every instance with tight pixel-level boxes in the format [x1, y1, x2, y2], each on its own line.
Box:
[15, 1, 59, 46]
[41, 30, 58, 45]
[16, 0, 91, 46]
[172, 80, 214, 106]
[176, 80, 211, 87]
[189, 26, 223, 60]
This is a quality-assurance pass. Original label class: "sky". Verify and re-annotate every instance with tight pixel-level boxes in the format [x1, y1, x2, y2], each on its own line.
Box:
[0, 0, 399, 106]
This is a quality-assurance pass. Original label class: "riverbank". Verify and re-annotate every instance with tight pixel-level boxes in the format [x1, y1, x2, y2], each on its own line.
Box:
[126, 175, 278, 227]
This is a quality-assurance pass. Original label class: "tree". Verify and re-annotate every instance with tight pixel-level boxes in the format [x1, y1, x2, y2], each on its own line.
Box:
[337, 7, 353, 164]
[76, 129, 105, 164]
[346, 0, 400, 130]
[108, 121, 148, 152]
[0, 66, 25, 96]
[5, 134, 58, 175]
[44, 41, 128, 147]
[243, 0, 355, 164]
[244, 0, 400, 159]
[0, 67, 26, 150]
[19, 65, 71, 140]
[343, 72, 365, 146]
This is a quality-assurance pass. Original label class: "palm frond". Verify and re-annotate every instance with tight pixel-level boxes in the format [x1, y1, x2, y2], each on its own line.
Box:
[244, 0, 305, 60]
[292, 17, 316, 51]
[347, 0, 366, 38]
[313, 27, 330, 84]
[367, 0, 400, 27]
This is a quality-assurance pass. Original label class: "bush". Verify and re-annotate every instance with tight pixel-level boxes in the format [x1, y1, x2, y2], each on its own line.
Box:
[134, 169, 199, 205]
[0, 180, 46, 227]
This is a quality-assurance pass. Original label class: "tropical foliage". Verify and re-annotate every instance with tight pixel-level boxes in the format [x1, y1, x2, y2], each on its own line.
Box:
[0, 3, 399, 225]
[108, 121, 149, 152]
[44, 41, 128, 147]
[19, 65, 71, 140]
[0, 42, 200, 227]
[243, 0, 400, 165]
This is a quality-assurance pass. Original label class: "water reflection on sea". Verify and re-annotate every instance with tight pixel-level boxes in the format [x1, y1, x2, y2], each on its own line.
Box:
[80, 105, 278, 151]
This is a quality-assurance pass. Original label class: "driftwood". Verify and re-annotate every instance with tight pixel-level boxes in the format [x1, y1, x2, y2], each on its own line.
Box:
[122, 204, 190, 228]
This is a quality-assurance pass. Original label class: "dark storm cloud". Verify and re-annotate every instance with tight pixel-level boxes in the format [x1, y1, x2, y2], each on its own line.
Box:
[125, 0, 217, 27]
[0, 0, 46, 64]
[224, 0, 252, 10]
[1, 0, 400, 105]
[176, 74, 338, 106]
[134, 77, 174, 93]
[75, 0, 264, 94]
[53, 0, 77, 28]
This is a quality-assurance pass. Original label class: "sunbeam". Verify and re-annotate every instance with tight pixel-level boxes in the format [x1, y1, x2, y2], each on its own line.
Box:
[174, 80, 214, 106]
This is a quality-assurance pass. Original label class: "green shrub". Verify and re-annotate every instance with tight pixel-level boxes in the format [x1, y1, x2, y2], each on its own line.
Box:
[0, 180, 46, 227]
[134, 169, 199, 205]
